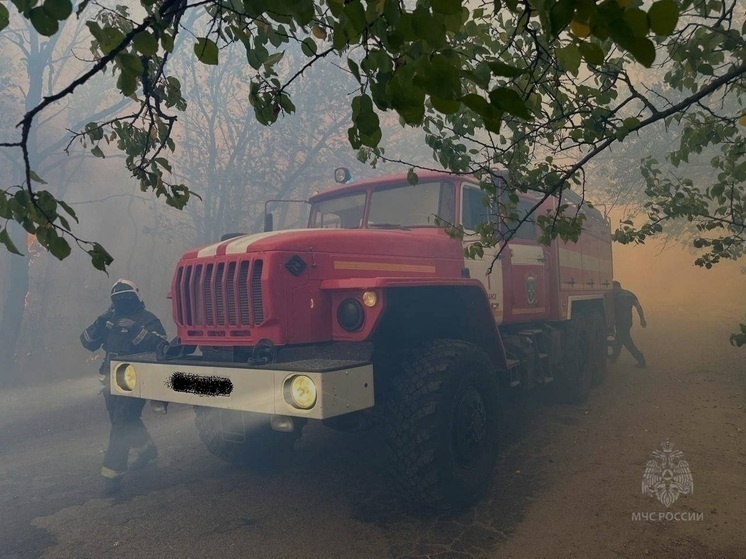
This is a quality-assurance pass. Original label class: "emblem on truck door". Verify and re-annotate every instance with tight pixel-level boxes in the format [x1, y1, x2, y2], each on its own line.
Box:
[525, 273, 537, 305]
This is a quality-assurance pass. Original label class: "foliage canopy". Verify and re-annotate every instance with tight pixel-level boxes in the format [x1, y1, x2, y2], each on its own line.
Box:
[0, 0, 743, 270]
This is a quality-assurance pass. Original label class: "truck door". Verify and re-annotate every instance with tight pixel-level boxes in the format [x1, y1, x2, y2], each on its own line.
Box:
[503, 197, 551, 322]
[460, 183, 504, 324]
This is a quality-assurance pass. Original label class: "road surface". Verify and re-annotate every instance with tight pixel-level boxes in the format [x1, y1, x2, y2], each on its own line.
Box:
[1, 307, 744, 558]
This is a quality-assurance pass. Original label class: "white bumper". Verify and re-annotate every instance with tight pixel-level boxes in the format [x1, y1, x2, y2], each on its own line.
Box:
[109, 359, 374, 420]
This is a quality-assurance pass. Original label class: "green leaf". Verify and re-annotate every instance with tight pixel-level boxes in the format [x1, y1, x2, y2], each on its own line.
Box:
[91, 145, 104, 158]
[486, 60, 525, 78]
[116, 71, 137, 96]
[194, 38, 219, 65]
[88, 242, 113, 271]
[133, 31, 158, 56]
[116, 53, 143, 75]
[623, 8, 649, 38]
[0, 228, 23, 255]
[0, 4, 10, 32]
[42, 0, 72, 20]
[407, 168, 419, 185]
[348, 58, 361, 82]
[628, 37, 656, 67]
[161, 32, 174, 53]
[48, 234, 71, 260]
[29, 6, 59, 36]
[578, 42, 605, 65]
[556, 43, 582, 74]
[431, 0, 462, 15]
[459, 93, 503, 133]
[623, 117, 640, 129]
[414, 55, 462, 100]
[648, 0, 679, 36]
[489, 87, 531, 119]
[343, 0, 366, 34]
[29, 170, 47, 184]
[430, 96, 461, 114]
[412, 5, 445, 47]
[549, 0, 575, 37]
[301, 37, 317, 57]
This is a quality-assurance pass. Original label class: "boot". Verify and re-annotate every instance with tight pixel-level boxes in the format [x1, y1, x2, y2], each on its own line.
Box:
[130, 444, 158, 470]
[103, 476, 122, 496]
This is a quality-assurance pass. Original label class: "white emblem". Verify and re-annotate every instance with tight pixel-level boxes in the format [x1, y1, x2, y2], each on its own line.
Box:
[642, 440, 693, 507]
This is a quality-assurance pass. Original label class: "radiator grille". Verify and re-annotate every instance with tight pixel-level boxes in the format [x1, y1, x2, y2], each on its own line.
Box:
[174, 258, 264, 329]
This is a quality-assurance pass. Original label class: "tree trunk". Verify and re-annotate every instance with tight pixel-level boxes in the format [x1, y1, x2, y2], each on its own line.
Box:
[0, 221, 30, 384]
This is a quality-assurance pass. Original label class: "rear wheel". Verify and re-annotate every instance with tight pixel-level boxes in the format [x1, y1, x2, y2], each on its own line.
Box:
[385, 339, 500, 510]
[194, 407, 303, 469]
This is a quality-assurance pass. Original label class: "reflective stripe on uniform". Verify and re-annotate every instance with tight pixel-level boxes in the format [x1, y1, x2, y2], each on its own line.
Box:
[82, 330, 96, 343]
[132, 328, 148, 345]
[101, 466, 123, 479]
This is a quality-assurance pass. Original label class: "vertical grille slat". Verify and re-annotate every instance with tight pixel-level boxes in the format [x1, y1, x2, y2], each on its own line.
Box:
[174, 267, 184, 324]
[192, 264, 205, 326]
[226, 262, 237, 326]
[203, 264, 214, 326]
[238, 261, 250, 326]
[176, 257, 263, 332]
[251, 260, 264, 324]
[215, 262, 225, 326]
[183, 265, 193, 325]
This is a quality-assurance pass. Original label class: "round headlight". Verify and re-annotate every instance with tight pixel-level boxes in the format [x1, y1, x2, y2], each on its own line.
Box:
[362, 290, 378, 308]
[286, 375, 317, 409]
[115, 363, 137, 391]
[337, 298, 364, 331]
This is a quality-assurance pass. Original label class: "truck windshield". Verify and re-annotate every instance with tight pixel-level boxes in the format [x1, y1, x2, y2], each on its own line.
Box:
[308, 181, 455, 229]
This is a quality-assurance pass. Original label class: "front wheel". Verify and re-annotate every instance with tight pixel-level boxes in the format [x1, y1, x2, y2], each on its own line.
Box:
[194, 407, 303, 469]
[385, 339, 500, 510]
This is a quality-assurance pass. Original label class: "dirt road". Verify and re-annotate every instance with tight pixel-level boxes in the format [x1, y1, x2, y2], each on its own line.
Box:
[1, 305, 743, 558]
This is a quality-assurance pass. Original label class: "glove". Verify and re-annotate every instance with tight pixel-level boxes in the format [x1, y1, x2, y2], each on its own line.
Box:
[117, 318, 137, 330]
[95, 307, 114, 328]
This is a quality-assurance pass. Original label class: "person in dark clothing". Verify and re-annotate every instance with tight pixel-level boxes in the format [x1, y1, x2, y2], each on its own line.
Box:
[609, 280, 647, 368]
[80, 279, 168, 494]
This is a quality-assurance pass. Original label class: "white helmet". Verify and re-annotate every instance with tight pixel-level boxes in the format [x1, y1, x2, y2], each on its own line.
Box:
[110, 278, 143, 303]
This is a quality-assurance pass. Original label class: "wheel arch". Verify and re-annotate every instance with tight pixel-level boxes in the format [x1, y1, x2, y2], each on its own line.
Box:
[373, 284, 507, 371]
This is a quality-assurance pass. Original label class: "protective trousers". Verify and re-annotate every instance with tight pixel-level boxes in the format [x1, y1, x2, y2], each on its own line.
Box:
[101, 389, 153, 479]
[610, 324, 646, 366]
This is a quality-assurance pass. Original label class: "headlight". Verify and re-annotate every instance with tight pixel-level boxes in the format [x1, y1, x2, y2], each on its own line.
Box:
[115, 363, 137, 391]
[337, 298, 364, 331]
[285, 375, 317, 409]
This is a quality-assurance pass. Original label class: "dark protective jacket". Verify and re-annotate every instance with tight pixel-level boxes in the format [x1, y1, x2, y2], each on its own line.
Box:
[81, 306, 167, 374]
[612, 289, 639, 328]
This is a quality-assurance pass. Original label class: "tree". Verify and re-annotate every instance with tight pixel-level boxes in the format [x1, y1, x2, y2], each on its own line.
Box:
[0, 0, 743, 272]
[0, 10, 126, 376]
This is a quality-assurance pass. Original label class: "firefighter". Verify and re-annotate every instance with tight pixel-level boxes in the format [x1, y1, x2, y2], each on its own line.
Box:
[80, 279, 168, 495]
[609, 280, 647, 368]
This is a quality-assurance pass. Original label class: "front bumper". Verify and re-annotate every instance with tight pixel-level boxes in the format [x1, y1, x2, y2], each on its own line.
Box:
[109, 355, 374, 420]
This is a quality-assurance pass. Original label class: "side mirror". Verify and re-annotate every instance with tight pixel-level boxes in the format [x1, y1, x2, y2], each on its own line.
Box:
[264, 212, 274, 232]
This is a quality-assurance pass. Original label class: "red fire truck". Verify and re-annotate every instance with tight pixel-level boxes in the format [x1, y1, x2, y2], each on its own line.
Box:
[111, 169, 612, 509]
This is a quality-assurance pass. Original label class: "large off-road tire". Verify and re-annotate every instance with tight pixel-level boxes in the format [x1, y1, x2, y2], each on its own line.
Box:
[560, 316, 594, 404]
[590, 312, 608, 386]
[194, 407, 303, 469]
[385, 339, 500, 510]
